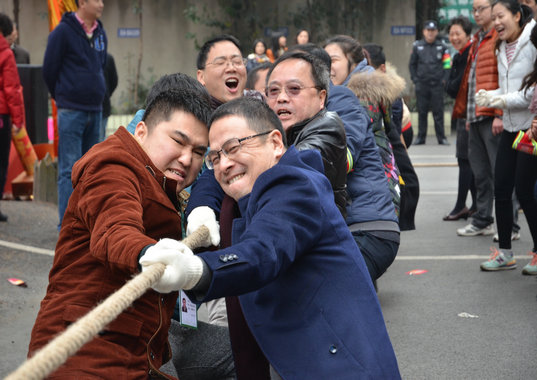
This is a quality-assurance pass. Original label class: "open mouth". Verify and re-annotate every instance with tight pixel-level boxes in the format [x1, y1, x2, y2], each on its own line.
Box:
[228, 174, 244, 184]
[277, 109, 291, 116]
[168, 168, 185, 179]
[226, 78, 239, 90]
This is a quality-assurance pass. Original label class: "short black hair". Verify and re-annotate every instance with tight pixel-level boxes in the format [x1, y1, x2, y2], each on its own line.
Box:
[267, 50, 330, 97]
[363, 43, 385, 69]
[197, 34, 242, 70]
[143, 74, 212, 130]
[447, 15, 472, 37]
[289, 43, 331, 71]
[0, 13, 13, 37]
[209, 97, 287, 147]
[245, 62, 272, 90]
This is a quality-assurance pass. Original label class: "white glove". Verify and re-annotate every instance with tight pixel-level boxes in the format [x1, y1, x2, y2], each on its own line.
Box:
[139, 239, 204, 293]
[186, 206, 220, 247]
[489, 95, 507, 109]
[475, 89, 493, 107]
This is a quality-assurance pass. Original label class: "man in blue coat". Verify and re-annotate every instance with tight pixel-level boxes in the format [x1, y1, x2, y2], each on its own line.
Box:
[42, 0, 107, 227]
[139, 97, 401, 380]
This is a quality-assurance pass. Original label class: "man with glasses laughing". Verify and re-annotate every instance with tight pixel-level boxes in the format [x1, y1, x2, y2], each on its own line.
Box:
[140, 97, 400, 380]
[185, 50, 348, 378]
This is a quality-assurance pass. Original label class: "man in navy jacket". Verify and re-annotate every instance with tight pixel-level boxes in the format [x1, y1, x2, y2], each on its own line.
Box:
[139, 97, 401, 380]
[43, 0, 107, 227]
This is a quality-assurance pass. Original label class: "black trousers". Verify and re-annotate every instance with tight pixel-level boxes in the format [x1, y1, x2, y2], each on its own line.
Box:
[0, 114, 11, 199]
[415, 81, 446, 142]
[495, 130, 537, 251]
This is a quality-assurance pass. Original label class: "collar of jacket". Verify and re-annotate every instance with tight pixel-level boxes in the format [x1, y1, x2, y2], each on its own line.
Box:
[286, 108, 326, 141]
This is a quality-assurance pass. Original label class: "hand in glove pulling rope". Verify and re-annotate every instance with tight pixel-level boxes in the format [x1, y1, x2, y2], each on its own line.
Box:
[139, 238, 204, 293]
[187, 206, 220, 247]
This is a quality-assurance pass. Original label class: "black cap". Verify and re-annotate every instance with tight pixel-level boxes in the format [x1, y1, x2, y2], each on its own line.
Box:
[424, 20, 438, 30]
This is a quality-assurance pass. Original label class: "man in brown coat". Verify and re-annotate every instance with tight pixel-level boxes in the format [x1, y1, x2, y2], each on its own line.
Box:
[28, 75, 212, 379]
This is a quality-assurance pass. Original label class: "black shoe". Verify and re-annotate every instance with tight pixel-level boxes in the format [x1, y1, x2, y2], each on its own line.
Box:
[438, 138, 450, 145]
[0, 211, 7, 222]
[414, 137, 426, 145]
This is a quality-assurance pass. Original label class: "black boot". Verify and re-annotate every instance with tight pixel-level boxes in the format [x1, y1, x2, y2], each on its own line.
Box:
[0, 211, 7, 222]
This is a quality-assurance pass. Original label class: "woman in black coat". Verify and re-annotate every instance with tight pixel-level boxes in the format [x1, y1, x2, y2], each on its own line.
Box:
[443, 16, 477, 221]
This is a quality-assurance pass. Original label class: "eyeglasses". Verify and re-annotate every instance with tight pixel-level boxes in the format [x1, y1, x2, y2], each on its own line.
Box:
[472, 5, 490, 14]
[204, 131, 271, 169]
[265, 84, 321, 99]
[205, 55, 247, 69]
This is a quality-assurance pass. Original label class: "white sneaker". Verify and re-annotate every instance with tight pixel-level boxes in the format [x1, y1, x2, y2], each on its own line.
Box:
[492, 231, 521, 242]
[457, 223, 495, 237]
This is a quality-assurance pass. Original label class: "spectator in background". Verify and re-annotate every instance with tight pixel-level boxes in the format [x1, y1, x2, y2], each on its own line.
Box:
[245, 61, 272, 94]
[453, 0, 500, 237]
[474, 1, 537, 271]
[100, 52, 118, 141]
[6, 21, 29, 64]
[99, 53, 117, 141]
[246, 39, 270, 72]
[324, 34, 374, 86]
[42, 0, 107, 228]
[519, 0, 537, 18]
[409, 20, 452, 145]
[444, 16, 477, 221]
[295, 29, 309, 45]
[363, 42, 420, 231]
[266, 33, 287, 62]
[0, 13, 25, 222]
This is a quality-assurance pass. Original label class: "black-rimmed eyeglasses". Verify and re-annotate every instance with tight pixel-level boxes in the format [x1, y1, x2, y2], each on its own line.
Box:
[205, 131, 271, 169]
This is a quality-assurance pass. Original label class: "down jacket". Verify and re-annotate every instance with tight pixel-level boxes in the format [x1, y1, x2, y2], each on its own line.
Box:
[488, 19, 537, 132]
[453, 28, 501, 119]
[0, 35, 24, 125]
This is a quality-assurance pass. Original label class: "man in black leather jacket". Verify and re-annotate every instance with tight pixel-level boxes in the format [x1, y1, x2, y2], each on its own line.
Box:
[265, 50, 348, 216]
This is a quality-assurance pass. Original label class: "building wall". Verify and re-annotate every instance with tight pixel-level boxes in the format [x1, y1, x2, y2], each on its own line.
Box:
[0, 0, 415, 112]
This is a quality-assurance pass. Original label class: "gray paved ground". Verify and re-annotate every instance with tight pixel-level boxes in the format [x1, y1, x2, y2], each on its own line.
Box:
[1, 135, 536, 378]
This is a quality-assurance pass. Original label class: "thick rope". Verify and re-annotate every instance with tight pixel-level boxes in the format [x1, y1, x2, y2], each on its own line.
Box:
[5, 226, 210, 380]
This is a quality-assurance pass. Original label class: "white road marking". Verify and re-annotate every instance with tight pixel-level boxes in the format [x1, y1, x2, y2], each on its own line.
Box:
[0, 239, 55, 256]
[0, 239, 531, 261]
[396, 255, 530, 260]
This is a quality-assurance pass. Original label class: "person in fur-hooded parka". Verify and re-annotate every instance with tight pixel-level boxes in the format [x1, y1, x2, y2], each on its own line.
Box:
[349, 65, 420, 231]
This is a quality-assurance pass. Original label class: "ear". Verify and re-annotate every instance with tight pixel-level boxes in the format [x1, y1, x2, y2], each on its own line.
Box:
[319, 89, 327, 109]
[197, 69, 206, 86]
[269, 130, 285, 160]
[379, 63, 386, 73]
[134, 121, 148, 143]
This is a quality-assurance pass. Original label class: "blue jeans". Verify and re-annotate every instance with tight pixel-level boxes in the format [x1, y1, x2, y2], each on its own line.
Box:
[57, 109, 101, 227]
[99, 116, 109, 142]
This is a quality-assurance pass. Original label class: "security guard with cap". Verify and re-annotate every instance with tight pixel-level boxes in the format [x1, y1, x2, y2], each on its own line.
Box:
[409, 20, 451, 145]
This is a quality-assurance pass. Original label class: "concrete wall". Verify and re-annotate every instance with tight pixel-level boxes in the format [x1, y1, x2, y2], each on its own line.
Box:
[369, 0, 416, 98]
[0, 0, 415, 112]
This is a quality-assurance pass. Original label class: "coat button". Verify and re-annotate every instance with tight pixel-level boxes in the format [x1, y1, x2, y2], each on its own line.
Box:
[329, 345, 337, 354]
[231, 254, 238, 260]
[150, 351, 155, 359]
[219, 254, 228, 262]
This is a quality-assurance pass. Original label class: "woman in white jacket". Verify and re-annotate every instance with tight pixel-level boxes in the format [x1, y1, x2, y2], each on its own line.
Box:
[476, 1, 537, 273]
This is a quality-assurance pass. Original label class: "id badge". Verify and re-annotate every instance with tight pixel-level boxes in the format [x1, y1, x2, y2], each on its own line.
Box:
[179, 290, 198, 329]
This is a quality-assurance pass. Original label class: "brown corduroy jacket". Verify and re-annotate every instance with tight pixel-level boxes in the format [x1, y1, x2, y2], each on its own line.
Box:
[28, 127, 181, 379]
